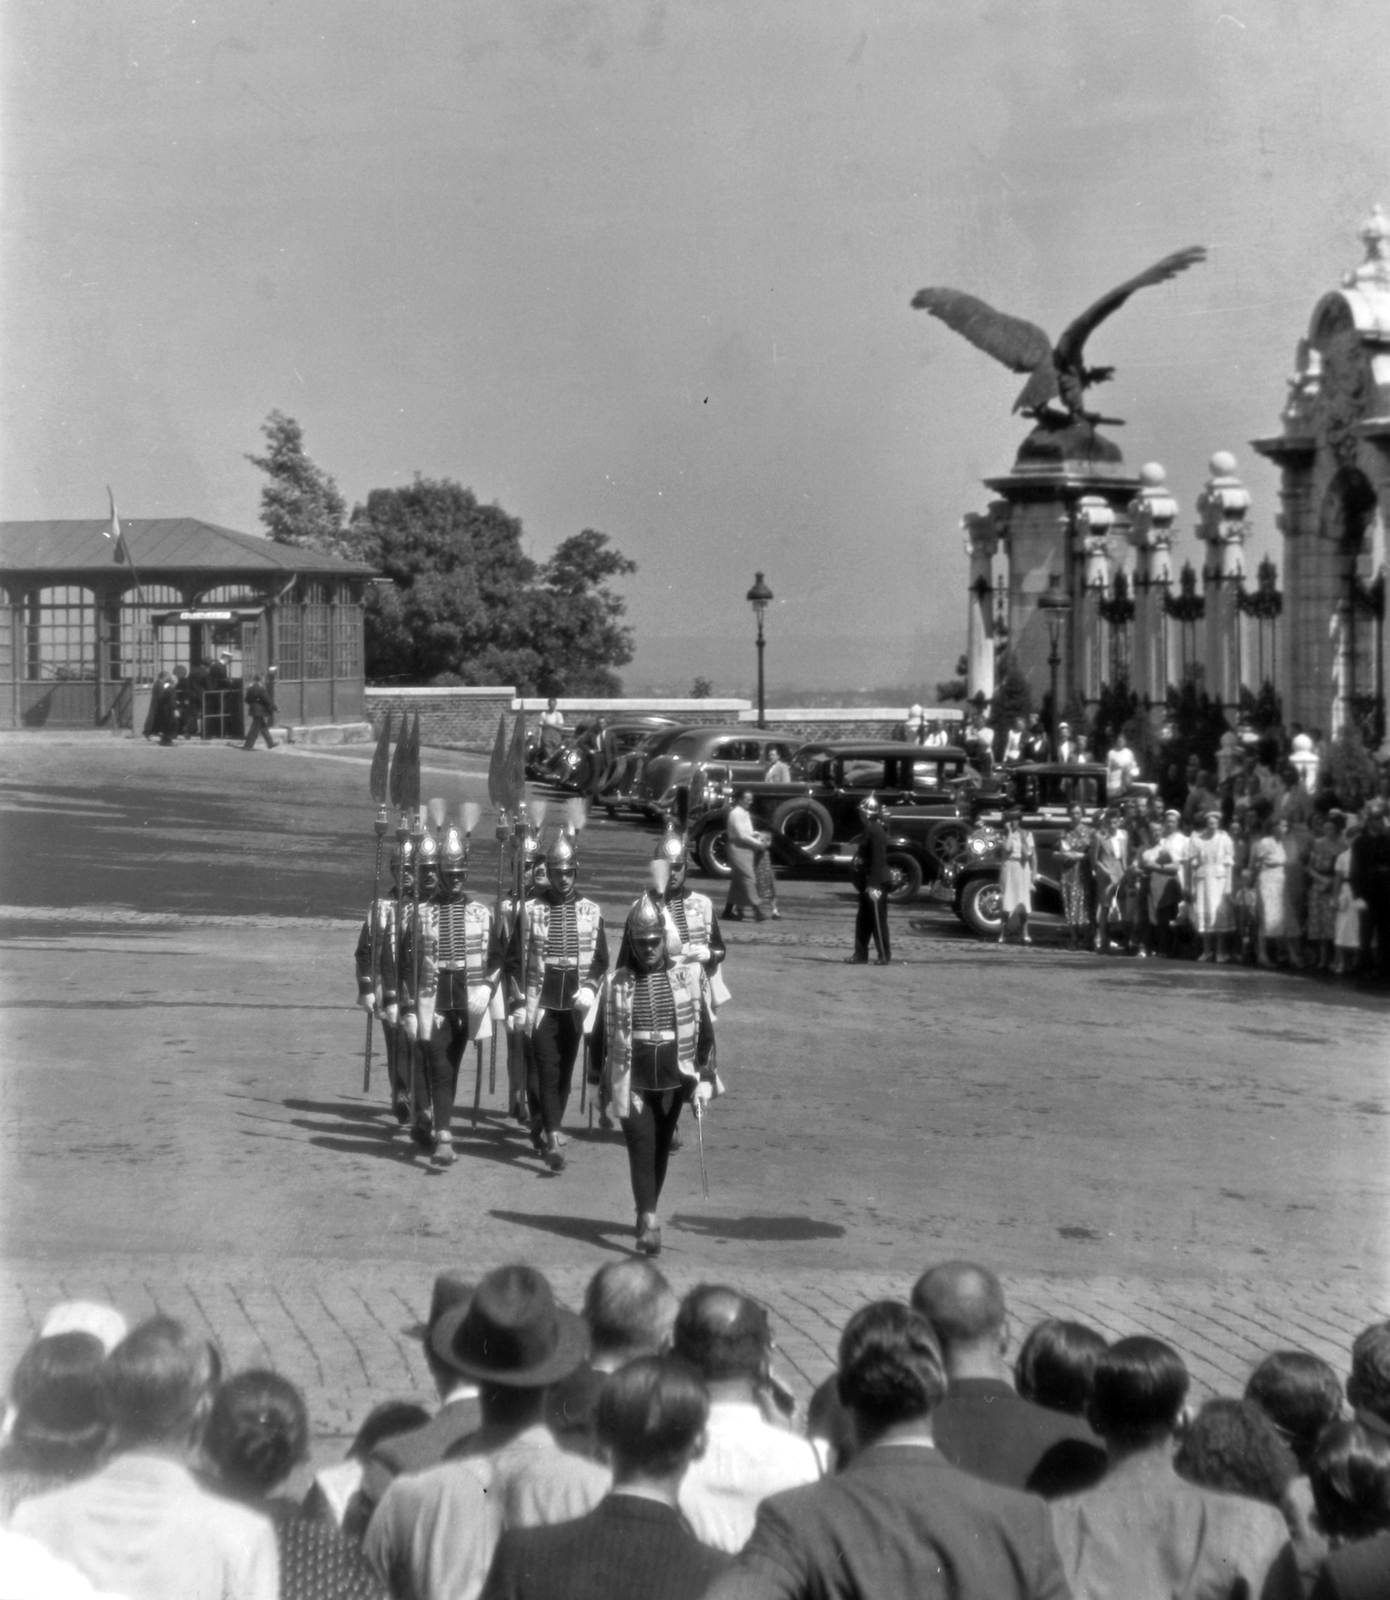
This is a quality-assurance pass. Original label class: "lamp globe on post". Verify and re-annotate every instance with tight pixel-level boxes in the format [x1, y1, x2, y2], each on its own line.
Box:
[1036, 578, 1073, 746]
[746, 571, 773, 730]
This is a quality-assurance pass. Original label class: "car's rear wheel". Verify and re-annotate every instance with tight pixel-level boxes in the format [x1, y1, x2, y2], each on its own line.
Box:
[885, 851, 924, 904]
[958, 876, 1005, 938]
[696, 827, 732, 878]
[770, 797, 833, 857]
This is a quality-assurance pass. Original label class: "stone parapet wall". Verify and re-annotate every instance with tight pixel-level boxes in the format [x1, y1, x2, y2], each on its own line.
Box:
[747, 706, 966, 745]
[364, 686, 516, 749]
[512, 697, 747, 728]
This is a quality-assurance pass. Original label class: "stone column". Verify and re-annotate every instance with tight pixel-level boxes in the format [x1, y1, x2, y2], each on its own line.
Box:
[1126, 463, 1179, 714]
[1196, 451, 1253, 715]
[1068, 494, 1116, 706]
[963, 511, 1000, 703]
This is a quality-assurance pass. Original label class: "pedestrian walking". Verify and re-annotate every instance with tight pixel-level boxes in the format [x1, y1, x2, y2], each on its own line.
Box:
[847, 794, 891, 964]
[723, 791, 770, 924]
[145, 669, 180, 745]
[243, 671, 278, 750]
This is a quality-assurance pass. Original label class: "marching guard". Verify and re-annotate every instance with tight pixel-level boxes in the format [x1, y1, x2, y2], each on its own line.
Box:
[399, 823, 500, 1166]
[603, 891, 716, 1255]
[505, 830, 608, 1173]
[496, 828, 547, 1126]
[354, 834, 411, 1123]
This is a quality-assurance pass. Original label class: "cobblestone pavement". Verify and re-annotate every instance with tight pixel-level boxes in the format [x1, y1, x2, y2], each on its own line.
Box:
[3, 739, 1388, 1456]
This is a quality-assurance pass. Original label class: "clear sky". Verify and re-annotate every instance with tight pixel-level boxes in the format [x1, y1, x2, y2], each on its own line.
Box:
[3, 1, 1387, 696]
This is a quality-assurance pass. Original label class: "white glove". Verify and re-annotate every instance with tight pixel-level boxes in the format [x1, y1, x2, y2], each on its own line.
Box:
[356, 992, 375, 1014]
[384, 1004, 399, 1025]
[694, 1081, 714, 1104]
[403, 1013, 418, 1042]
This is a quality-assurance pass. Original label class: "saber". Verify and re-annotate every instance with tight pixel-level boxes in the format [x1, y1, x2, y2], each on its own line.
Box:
[693, 1095, 710, 1199]
[473, 1040, 484, 1126]
[363, 805, 389, 1092]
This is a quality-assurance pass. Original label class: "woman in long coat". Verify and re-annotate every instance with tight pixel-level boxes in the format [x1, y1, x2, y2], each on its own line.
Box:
[997, 806, 1036, 946]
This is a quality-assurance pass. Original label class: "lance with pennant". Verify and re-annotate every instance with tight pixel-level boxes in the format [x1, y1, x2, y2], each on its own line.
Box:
[363, 712, 394, 1092]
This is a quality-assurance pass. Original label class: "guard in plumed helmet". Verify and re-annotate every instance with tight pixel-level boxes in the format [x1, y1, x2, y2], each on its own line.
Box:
[604, 890, 716, 1255]
[651, 823, 726, 987]
[848, 791, 891, 964]
[496, 827, 547, 1126]
[399, 826, 500, 1166]
[505, 827, 608, 1172]
[355, 839, 409, 1122]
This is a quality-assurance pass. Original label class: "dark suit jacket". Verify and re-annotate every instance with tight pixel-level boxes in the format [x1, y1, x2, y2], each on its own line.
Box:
[1310, 1531, 1390, 1600]
[480, 1492, 729, 1600]
[929, 1378, 1104, 1495]
[709, 1441, 1069, 1600]
[851, 822, 890, 891]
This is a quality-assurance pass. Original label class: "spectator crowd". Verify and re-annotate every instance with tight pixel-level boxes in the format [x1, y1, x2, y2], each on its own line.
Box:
[4, 1260, 1390, 1599]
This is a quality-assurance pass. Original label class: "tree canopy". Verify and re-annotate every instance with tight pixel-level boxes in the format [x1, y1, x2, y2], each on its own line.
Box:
[246, 411, 347, 553]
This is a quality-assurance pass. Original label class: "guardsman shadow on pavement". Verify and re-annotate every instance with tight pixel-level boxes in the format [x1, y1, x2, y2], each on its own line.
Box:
[488, 1209, 638, 1256]
[667, 1214, 847, 1243]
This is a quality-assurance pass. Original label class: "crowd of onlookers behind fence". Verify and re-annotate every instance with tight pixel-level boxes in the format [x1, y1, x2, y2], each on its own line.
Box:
[4, 1257, 1390, 1598]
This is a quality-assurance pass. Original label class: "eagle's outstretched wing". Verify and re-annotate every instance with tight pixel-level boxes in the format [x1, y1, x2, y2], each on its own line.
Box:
[1054, 246, 1207, 368]
[911, 287, 1053, 375]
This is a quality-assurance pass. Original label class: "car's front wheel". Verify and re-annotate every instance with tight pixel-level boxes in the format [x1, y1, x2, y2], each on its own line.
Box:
[958, 876, 1005, 938]
[696, 827, 733, 878]
[885, 851, 924, 904]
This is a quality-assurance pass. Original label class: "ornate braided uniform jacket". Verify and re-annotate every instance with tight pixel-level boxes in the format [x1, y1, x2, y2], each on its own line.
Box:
[506, 895, 608, 1033]
[603, 959, 714, 1119]
[401, 896, 498, 1040]
[355, 897, 400, 1006]
[663, 886, 724, 971]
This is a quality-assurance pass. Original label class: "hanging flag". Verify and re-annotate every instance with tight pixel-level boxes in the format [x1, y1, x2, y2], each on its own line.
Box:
[487, 715, 508, 812]
[369, 710, 393, 806]
[104, 487, 132, 566]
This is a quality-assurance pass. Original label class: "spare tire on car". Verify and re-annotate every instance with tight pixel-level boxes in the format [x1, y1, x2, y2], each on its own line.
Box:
[770, 797, 833, 857]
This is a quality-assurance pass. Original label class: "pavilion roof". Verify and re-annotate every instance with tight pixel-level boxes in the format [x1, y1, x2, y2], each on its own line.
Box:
[0, 519, 373, 577]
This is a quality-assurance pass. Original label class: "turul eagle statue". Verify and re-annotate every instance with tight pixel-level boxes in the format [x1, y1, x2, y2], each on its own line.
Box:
[912, 246, 1206, 427]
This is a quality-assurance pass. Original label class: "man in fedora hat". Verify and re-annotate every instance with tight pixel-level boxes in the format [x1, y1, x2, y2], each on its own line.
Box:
[345, 1271, 481, 1540]
[364, 1265, 607, 1600]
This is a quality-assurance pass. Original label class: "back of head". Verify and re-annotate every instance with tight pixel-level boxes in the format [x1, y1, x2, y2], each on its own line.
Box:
[204, 1370, 308, 1497]
[1245, 1351, 1345, 1471]
[1090, 1336, 1189, 1448]
[595, 1356, 708, 1479]
[104, 1316, 217, 1449]
[1348, 1322, 1390, 1429]
[1173, 1398, 1298, 1506]
[1309, 1421, 1390, 1544]
[836, 1301, 946, 1441]
[584, 1261, 677, 1361]
[673, 1286, 770, 1384]
[1014, 1319, 1108, 1416]
[8, 1332, 109, 1467]
[348, 1400, 432, 1462]
[910, 1262, 1006, 1356]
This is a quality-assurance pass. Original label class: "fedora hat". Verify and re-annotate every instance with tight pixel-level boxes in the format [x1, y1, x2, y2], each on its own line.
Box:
[429, 1265, 586, 1387]
[405, 1270, 475, 1342]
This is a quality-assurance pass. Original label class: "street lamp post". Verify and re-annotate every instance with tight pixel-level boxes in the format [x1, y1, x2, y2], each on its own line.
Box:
[1037, 578, 1073, 747]
[746, 571, 773, 730]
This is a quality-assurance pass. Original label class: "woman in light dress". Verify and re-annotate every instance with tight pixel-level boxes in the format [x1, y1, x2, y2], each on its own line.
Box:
[723, 789, 771, 924]
[997, 806, 1036, 945]
[1089, 809, 1128, 953]
[1304, 810, 1343, 971]
[1333, 815, 1363, 976]
[1249, 812, 1289, 967]
[1141, 810, 1192, 958]
[1189, 809, 1235, 963]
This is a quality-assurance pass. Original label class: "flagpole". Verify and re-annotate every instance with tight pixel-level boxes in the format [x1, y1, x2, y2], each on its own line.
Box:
[107, 489, 152, 725]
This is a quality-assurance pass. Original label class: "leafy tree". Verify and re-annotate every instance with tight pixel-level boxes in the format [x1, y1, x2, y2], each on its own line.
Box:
[524, 530, 637, 696]
[1092, 677, 1139, 755]
[1325, 726, 1381, 809]
[991, 652, 1033, 726]
[1238, 680, 1284, 734]
[935, 653, 968, 703]
[246, 411, 347, 553]
[691, 677, 713, 698]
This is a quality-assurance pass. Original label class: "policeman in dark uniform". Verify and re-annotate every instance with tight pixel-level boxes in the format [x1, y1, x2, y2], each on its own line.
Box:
[847, 793, 891, 965]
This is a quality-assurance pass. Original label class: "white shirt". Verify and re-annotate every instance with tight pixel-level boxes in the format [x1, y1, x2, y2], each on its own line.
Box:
[12, 1453, 277, 1600]
[539, 708, 564, 728]
[1106, 746, 1139, 792]
[678, 1400, 822, 1553]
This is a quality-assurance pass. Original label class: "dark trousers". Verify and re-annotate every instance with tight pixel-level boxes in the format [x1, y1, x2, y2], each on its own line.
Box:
[622, 1091, 685, 1215]
[414, 1012, 468, 1131]
[1368, 895, 1390, 982]
[853, 888, 890, 961]
[532, 1008, 583, 1135]
[380, 1017, 405, 1105]
[243, 714, 276, 750]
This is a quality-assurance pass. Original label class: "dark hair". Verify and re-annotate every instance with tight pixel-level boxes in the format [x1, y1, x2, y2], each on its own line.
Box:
[837, 1301, 946, 1436]
[1348, 1323, 1390, 1425]
[584, 1262, 676, 1359]
[7, 1333, 109, 1467]
[910, 1262, 1006, 1349]
[1309, 1421, 1390, 1544]
[595, 1356, 708, 1478]
[1089, 1337, 1188, 1446]
[203, 1370, 309, 1496]
[1245, 1351, 1344, 1471]
[103, 1316, 217, 1446]
[1014, 1320, 1108, 1416]
[347, 1400, 431, 1461]
[806, 1373, 852, 1466]
[673, 1287, 770, 1383]
[1173, 1398, 1298, 1505]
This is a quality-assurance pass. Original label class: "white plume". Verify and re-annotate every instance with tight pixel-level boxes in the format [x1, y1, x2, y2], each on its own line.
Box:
[460, 801, 482, 835]
[565, 796, 589, 833]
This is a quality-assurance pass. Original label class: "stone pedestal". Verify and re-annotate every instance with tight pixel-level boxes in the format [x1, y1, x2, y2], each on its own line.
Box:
[1196, 452, 1253, 712]
[1126, 464, 1179, 715]
[963, 512, 1000, 704]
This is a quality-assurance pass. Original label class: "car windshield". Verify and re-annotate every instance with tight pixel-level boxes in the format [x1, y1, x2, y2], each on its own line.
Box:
[910, 758, 968, 790]
[666, 731, 712, 759]
[612, 729, 651, 753]
[789, 749, 830, 781]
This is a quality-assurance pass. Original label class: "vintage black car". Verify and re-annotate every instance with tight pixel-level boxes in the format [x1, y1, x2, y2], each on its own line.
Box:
[633, 727, 792, 817]
[530, 716, 683, 796]
[688, 741, 988, 901]
[950, 763, 1120, 937]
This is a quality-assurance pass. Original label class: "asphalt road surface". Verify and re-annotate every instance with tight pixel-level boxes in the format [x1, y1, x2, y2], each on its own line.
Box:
[2, 732, 1387, 1432]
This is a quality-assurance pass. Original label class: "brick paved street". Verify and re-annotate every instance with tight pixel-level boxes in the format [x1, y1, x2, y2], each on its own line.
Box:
[2, 736, 1388, 1457]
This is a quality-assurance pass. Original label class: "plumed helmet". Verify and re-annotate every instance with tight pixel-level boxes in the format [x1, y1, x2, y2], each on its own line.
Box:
[626, 893, 666, 939]
[392, 836, 415, 872]
[653, 827, 686, 867]
[441, 826, 467, 874]
[860, 792, 883, 819]
[546, 830, 576, 870]
[417, 833, 439, 866]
